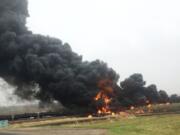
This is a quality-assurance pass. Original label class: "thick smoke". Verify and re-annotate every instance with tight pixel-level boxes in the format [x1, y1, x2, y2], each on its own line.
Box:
[119, 73, 171, 107]
[0, 0, 179, 113]
[0, 0, 119, 110]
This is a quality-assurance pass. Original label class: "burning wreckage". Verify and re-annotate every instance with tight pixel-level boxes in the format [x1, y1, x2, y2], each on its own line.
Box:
[94, 79, 115, 114]
[0, 0, 120, 114]
[0, 0, 173, 118]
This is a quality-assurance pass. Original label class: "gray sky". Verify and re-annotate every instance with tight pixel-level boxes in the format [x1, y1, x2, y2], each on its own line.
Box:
[27, 0, 180, 95]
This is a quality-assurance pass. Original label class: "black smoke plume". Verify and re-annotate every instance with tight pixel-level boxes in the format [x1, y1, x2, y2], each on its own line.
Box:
[0, 0, 119, 110]
[1, 0, 179, 113]
[119, 73, 171, 107]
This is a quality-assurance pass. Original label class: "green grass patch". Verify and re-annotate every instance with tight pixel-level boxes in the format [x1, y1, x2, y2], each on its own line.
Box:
[58, 114, 180, 135]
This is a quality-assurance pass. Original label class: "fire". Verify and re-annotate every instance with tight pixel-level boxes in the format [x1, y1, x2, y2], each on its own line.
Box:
[130, 106, 135, 110]
[111, 112, 115, 116]
[147, 104, 153, 113]
[94, 92, 102, 101]
[146, 100, 150, 104]
[88, 115, 93, 118]
[94, 79, 114, 114]
[147, 104, 152, 108]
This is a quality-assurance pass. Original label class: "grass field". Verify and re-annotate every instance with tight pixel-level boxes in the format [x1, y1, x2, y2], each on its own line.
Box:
[57, 114, 180, 135]
[1, 114, 180, 135]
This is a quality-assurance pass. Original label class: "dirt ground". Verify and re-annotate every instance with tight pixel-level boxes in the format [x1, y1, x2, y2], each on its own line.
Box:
[0, 128, 107, 135]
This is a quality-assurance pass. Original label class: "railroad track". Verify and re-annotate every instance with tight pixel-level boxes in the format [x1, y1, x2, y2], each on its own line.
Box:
[9, 116, 120, 127]
[8, 111, 180, 128]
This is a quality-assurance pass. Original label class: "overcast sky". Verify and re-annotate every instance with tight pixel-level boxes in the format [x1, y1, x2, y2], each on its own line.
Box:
[26, 0, 180, 95]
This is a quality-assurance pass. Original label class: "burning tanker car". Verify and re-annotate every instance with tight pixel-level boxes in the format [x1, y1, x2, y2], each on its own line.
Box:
[0, 0, 120, 113]
[94, 79, 117, 114]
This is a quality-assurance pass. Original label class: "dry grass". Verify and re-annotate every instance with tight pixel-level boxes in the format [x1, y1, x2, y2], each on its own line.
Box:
[1, 114, 180, 135]
[59, 114, 180, 135]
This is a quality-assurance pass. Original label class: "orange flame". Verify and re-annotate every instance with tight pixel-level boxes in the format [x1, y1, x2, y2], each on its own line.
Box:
[94, 79, 114, 114]
[88, 115, 93, 118]
[130, 106, 135, 110]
